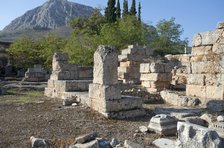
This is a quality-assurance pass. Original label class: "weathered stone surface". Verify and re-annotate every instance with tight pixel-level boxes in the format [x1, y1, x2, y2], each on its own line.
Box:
[211, 122, 224, 138]
[97, 138, 111, 148]
[176, 122, 223, 148]
[217, 115, 224, 122]
[213, 43, 224, 54]
[119, 61, 139, 67]
[148, 114, 177, 136]
[160, 90, 200, 107]
[90, 95, 142, 113]
[192, 30, 223, 47]
[141, 81, 170, 89]
[191, 61, 219, 74]
[186, 85, 224, 100]
[71, 139, 99, 148]
[140, 63, 151, 73]
[150, 63, 165, 73]
[200, 113, 216, 127]
[89, 84, 121, 101]
[53, 52, 69, 62]
[75, 132, 97, 144]
[207, 100, 224, 112]
[30, 136, 49, 148]
[105, 108, 145, 119]
[152, 138, 176, 148]
[217, 22, 224, 29]
[140, 73, 171, 81]
[63, 97, 78, 106]
[93, 45, 117, 85]
[170, 112, 198, 120]
[191, 45, 212, 55]
[124, 140, 143, 148]
[187, 74, 205, 85]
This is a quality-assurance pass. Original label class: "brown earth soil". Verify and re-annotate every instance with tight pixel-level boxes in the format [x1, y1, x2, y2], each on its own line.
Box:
[0, 88, 173, 148]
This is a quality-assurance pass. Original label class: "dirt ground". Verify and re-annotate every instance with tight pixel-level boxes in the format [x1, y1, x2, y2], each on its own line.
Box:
[0, 88, 173, 148]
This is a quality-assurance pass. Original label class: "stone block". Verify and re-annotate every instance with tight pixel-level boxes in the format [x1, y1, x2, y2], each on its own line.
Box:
[152, 138, 176, 148]
[119, 61, 139, 67]
[187, 74, 205, 85]
[191, 61, 219, 74]
[192, 29, 223, 47]
[78, 66, 93, 80]
[70, 139, 99, 148]
[211, 122, 224, 137]
[140, 63, 151, 73]
[150, 63, 165, 73]
[93, 45, 118, 85]
[75, 132, 97, 144]
[200, 113, 216, 127]
[90, 95, 142, 113]
[213, 43, 224, 54]
[148, 114, 177, 136]
[140, 73, 171, 81]
[217, 22, 224, 29]
[89, 84, 121, 101]
[65, 80, 92, 92]
[118, 67, 128, 73]
[191, 45, 212, 55]
[176, 122, 223, 148]
[105, 108, 145, 119]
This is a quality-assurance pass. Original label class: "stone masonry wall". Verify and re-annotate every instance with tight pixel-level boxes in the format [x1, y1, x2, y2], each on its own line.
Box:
[45, 52, 93, 98]
[89, 45, 145, 119]
[140, 62, 173, 92]
[186, 22, 224, 101]
[118, 45, 153, 84]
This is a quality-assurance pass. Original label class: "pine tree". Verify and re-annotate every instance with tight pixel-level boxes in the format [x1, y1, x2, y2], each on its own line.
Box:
[105, 0, 116, 23]
[122, 0, 129, 17]
[130, 0, 137, 16]
[116, 0, 121, 19]
[138, 2, 141, 22]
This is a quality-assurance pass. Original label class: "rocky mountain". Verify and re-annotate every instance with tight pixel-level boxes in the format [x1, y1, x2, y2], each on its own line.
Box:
[0, 0, 95, 41]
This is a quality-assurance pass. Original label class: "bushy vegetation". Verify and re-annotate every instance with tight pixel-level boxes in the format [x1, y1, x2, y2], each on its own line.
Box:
[7, 0, 188, 69]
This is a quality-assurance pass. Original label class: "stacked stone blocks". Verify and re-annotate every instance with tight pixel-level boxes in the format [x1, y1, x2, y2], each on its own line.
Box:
[89, 45, 145, 119]
[140, 62, 172, 92]
[45, 52, 93, 99]
[186, 22, 224, 101]
[118, 45, 153, 84]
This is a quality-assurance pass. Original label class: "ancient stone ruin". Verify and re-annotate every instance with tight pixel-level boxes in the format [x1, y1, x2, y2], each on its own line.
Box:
[23, 64, 49, 82]
[45, 52, 93, 100]
[89, 45, 145, 119]
[118, 45, 153, 84]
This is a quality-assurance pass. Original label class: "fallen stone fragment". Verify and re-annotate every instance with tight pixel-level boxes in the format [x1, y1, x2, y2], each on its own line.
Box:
[200, 113, 216, 127]
[176, 122, 223, 148]
[63, 97, 78, 106]
[139, 126, 148, 133]
[30, 136, 49, 148]
[75, 132, 97, 144]
[124, 140, 143, 148]
[97, 138, 111, 148]
[148, 114, 177, 136]
[110, 138, 119, 147]
[152, 138, 175, 148]
[70, 139, 99, 148]
[217, 115, 224, 122]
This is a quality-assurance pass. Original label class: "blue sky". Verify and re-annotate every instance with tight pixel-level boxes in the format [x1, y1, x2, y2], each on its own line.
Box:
[0, 0, 223, 44]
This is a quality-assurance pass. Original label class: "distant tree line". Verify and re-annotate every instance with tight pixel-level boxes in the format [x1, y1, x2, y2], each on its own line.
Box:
[7, 0, 188, 69]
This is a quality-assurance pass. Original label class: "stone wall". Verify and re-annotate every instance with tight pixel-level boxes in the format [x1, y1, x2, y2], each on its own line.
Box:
[140, 62, 172, 92]
[45, 52, 93, 99]
[89, 45, 145, 119]
[118, 45, 153, 84]
[23, 64, 49, 82]
[186, 22, 224, 101]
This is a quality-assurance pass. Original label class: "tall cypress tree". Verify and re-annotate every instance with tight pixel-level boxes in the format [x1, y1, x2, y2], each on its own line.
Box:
[122, 0, 129, 17]
[138, 2, 141, 22]
[130, 0, 137, 16]
[105, 0, 116, 23]
[116, 0, 121, 19]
